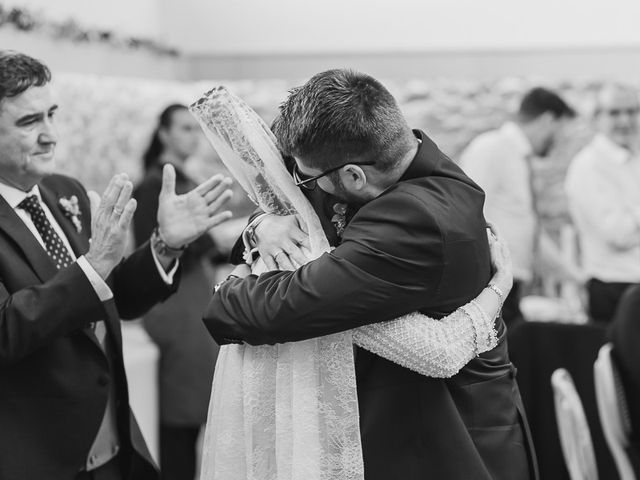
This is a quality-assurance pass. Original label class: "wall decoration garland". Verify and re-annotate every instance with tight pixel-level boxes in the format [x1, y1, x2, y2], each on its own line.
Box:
[0, 2, 180, 56]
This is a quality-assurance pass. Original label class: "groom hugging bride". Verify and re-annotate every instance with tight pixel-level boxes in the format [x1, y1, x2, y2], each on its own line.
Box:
[193, 69, 538, 480]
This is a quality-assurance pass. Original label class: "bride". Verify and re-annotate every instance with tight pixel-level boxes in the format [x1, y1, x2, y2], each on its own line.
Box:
[190, 84, 514, 480]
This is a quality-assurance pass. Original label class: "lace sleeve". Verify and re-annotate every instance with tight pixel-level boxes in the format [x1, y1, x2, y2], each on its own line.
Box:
[353, 299, 498, 378]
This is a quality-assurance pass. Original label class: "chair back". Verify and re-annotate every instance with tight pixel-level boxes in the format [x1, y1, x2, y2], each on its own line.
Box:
[594, 343, 636, 480]
[551, 368, 599, 480]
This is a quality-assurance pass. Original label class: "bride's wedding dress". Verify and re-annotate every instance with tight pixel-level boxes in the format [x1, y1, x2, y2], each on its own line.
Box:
[190, 87, 498, 480]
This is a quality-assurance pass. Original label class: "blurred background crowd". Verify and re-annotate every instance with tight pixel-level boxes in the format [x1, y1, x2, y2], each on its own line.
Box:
[3, 0, 640, 478]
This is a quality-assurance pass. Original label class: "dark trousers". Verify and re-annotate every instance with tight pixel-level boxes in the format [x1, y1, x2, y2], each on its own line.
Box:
[160, 424, 201, 480]
[502, 280, 524, 328]
[76, 457, 123, 480]
[587, 278, 635, 323]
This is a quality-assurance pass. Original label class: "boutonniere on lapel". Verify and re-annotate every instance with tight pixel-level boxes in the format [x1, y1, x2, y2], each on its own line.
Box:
[58, 195, 83, 233]
[331, 202, 348, 239]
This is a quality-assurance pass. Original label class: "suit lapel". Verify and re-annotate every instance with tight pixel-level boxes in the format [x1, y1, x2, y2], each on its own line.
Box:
[39, 184, 90, 257]
[0, 194, 58, 282]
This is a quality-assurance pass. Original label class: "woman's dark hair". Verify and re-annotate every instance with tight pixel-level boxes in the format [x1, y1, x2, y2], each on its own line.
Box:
[142, 103, 188, 172]
[518, 87, 575, 122]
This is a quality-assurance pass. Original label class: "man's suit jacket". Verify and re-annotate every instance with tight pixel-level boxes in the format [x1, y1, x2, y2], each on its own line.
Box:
[206, 131, 538, 480]
[0, 174, 177, 480]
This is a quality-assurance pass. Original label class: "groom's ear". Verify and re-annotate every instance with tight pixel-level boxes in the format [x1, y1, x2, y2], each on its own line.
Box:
[342, 165, 367, 191]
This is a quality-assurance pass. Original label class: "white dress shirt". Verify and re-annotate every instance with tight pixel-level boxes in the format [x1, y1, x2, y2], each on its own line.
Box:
[565, 134, 640, 282]
[459, 122, 537, 281]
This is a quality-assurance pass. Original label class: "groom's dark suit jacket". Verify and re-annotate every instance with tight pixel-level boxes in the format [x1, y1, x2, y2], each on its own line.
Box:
[208, 131, 538, 480]
[0, 174, 176, 480]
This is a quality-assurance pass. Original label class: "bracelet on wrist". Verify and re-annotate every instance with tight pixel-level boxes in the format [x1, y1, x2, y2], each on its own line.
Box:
[243, 213, 271, 249]
[487, 283, 505, 307]
[151, 226, 187, 259]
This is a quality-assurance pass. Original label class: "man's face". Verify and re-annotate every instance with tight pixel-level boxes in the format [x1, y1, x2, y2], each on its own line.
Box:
[0, 84, 58, 190]
[294, 158, 365, 205]
[596, 89, 639, 150]
[162, 109, 201, 161]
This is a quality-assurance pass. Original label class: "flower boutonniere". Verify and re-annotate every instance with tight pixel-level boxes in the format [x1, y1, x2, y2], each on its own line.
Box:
[58, 195, 83, 233]
[331, 202, 348, 239]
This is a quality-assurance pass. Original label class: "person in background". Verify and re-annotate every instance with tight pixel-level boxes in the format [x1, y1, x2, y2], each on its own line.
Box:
[565, 84, 640, 323]
[0, 51, 233, 480]
[460, 87, 584, 326]
[133, 104, 223, 480]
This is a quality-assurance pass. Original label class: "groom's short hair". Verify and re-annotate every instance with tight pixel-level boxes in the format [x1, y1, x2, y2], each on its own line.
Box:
[0, 51, 51, 106]
[273, 69, 414, 172]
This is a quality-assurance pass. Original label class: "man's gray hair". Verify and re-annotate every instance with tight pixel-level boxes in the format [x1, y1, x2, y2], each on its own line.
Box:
[0, 50, 51, 105]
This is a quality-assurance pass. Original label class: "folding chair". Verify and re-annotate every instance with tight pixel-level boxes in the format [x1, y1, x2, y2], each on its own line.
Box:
[594, 343, 636, 480]
[551, 368, 599, 480]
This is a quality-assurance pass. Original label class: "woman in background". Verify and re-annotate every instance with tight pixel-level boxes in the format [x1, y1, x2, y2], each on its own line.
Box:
[134, 104, 222, 480]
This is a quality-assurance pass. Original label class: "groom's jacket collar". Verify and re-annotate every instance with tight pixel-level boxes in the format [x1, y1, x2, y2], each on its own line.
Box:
[398, 129, 439, 182]
[388, 129, 485, 200]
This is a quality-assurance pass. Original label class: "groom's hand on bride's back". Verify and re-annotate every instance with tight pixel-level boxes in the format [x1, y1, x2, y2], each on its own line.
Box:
[254, 214, 311, 270]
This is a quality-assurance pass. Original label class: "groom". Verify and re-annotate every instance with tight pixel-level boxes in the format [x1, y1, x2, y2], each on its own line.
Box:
[204, 69, 537, 479]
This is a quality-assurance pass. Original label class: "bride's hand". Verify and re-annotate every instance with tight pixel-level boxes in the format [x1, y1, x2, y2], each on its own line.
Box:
[254, 214, 311, 270]
[487, 223, 513, 297]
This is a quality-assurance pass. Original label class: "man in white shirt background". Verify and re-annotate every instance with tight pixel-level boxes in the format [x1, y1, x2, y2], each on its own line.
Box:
[565, 83, 640, 323]
[460, 87, 585, 326]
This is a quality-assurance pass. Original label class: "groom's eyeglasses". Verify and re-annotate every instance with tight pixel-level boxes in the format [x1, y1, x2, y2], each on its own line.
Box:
[293, 161, 375, 190]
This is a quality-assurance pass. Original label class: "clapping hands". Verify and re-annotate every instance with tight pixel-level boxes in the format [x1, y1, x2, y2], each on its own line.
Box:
[86, 173, 137, 279]
[157, 164, 233, 248]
